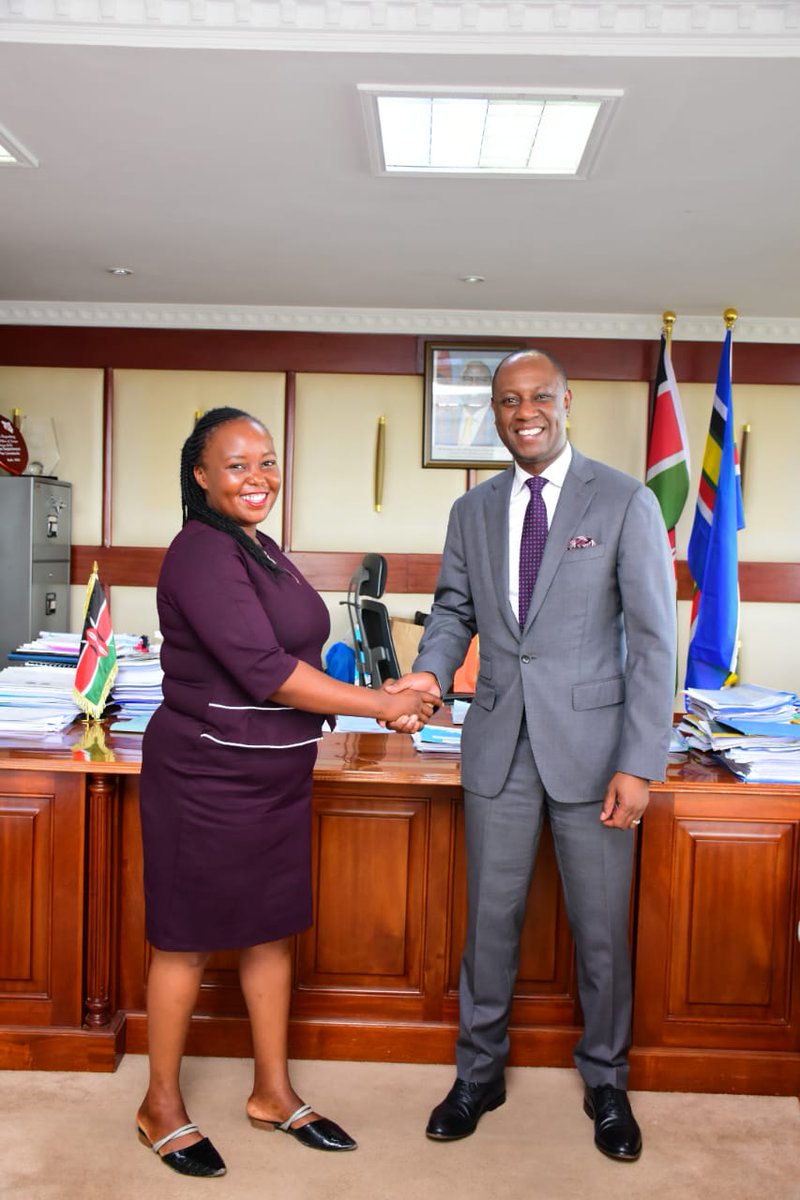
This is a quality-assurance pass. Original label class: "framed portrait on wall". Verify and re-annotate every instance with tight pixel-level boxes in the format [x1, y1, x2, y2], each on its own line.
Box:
[423, 342, 519, 468]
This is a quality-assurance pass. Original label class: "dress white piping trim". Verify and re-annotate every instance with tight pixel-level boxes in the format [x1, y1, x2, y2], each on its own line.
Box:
[200, 734, 322, 749]
[208, 703, 294, 712]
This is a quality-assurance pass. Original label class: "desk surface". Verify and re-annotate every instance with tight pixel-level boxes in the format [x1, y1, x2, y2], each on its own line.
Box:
[0, 718, 793, 793]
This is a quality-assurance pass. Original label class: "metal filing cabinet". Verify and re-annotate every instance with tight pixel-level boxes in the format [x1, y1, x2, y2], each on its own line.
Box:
[0, 476, 72, 664]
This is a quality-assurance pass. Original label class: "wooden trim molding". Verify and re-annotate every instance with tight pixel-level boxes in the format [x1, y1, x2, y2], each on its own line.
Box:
[84, 773, 120, 1030]
[0, 327, 421, 376]
[72, 545, 800, 602]
[102, 367, 113, 548]
[282, 371, 296, 551]
[675, 560, 800, 604]
[3, 326, 800, 383]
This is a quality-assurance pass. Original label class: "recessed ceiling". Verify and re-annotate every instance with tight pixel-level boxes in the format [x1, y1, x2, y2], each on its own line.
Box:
[0, 3, 799, 335]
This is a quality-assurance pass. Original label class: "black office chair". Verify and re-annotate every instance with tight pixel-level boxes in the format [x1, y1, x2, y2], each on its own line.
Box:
[341, 553, 400, 688]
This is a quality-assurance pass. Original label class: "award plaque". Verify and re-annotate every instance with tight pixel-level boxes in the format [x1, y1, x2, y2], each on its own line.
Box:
[0, 415, 29, 475]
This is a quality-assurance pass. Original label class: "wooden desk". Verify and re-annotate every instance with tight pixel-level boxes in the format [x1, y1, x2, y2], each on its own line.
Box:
[1, 727, 798, 1094]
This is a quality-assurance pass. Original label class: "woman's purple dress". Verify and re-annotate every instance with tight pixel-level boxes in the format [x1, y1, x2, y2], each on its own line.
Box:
[140, 522, 331, 951]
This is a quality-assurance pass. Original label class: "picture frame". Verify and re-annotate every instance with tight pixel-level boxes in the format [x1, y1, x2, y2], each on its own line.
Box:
[423, 342, 520, 468]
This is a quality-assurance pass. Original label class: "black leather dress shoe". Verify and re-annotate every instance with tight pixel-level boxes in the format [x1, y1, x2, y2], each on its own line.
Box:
[426, 1077, 506, 1141]
[583, 1084, 642, 1161]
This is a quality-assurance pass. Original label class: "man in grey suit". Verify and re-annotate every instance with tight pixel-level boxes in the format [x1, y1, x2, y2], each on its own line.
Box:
[387, 349, 675, 1161]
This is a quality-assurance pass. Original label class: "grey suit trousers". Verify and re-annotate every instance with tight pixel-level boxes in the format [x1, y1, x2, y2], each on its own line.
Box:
[456, 724, 634, 1089]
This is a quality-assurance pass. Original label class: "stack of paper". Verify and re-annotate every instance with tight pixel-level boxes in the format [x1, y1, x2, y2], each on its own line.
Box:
[0, 632, 163, 737]
[412, 725, 462, 753]
[681, 684, 800, 783]
[109, 653, 163, 732]
[685, 684, 798, 724]
[0, 663, 81, 733]
[8, 630, 152, 665]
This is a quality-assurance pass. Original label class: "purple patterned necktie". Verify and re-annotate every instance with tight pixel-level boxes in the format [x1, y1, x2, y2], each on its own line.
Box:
[518, 475, 548, 626]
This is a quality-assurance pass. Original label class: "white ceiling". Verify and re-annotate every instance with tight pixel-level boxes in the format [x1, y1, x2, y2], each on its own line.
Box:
[1, 2, 799, 338]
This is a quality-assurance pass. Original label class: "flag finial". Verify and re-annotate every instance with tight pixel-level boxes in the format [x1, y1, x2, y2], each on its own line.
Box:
[662, 310, 676, 350]
[723, 308, 738, 330]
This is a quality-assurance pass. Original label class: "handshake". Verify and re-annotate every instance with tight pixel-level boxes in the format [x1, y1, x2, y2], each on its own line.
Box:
[376, 672, 442, 734]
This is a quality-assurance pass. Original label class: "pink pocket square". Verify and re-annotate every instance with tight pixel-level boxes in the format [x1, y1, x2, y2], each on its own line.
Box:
[567, 535, 596, 550]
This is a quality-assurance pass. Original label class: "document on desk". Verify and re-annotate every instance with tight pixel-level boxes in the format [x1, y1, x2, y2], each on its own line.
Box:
[329, 715, 394, 733]
[109, 711, 153, 734]
[412, 725, 462, 753]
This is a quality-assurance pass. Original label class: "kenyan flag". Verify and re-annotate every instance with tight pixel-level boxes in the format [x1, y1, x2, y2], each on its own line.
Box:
[73, 564, 117, 720]
[646, 332, 691, 568]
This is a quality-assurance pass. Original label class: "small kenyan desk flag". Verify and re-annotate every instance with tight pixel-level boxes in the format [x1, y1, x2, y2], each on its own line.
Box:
[73, 562, 117, 720]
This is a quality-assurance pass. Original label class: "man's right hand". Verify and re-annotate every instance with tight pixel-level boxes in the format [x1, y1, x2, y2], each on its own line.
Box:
[382, 673, 442, 732]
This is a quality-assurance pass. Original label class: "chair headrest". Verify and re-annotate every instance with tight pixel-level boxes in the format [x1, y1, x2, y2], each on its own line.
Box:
[350, 552, 387, 598]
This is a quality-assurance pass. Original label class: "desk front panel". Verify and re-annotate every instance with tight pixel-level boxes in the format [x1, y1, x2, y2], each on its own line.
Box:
[116, 753, 581, 1064]
[0, 770, 85, 1030]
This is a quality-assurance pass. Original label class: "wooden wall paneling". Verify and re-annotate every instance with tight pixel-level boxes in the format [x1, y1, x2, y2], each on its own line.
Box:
[43, 325, 794, 604]
[6, 327, 800, 385]
[675, 560, 800, 604]
[406, 554, 446, 595]
[0, 328, 422, 375]
[71, 545, 800, 603]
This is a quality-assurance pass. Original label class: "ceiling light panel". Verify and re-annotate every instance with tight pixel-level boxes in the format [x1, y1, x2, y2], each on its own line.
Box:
[361, 86, 621, 179]
[430, 98, 486, 167]
[0, 123, 38, 168]
[480, 101, 543, 169]
[528, 101, 602, 174]
[376, 96, 431, 168]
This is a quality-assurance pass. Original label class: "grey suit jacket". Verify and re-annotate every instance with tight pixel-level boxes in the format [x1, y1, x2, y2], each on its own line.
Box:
[413, 448, 677, 801]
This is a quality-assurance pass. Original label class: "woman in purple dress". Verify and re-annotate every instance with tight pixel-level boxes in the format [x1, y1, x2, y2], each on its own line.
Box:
[137, 408, 437, 1178]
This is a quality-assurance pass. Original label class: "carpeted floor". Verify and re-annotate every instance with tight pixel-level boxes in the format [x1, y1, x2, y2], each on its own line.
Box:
[2, 1057, 799, 1200]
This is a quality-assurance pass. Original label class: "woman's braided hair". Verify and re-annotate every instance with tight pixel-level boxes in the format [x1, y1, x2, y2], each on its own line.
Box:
[180, 406, 283, 576]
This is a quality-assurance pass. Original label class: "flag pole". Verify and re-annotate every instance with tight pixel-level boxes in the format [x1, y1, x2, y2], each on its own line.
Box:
[83, 563, 99, 725]
[724, 308, 741, 680]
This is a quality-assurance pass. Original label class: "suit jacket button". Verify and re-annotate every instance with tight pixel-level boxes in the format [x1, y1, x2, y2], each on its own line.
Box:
[521, 654, 531, 664]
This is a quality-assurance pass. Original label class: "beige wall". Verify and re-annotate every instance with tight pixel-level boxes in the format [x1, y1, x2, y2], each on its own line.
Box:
[673, 383, 798, 562]
[2, 363, 798, 696]
[292, 373, 464, 552]
[112, 370, 286, 547]
[0, 366, 104, 543]
[568, 380, 649, 478]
